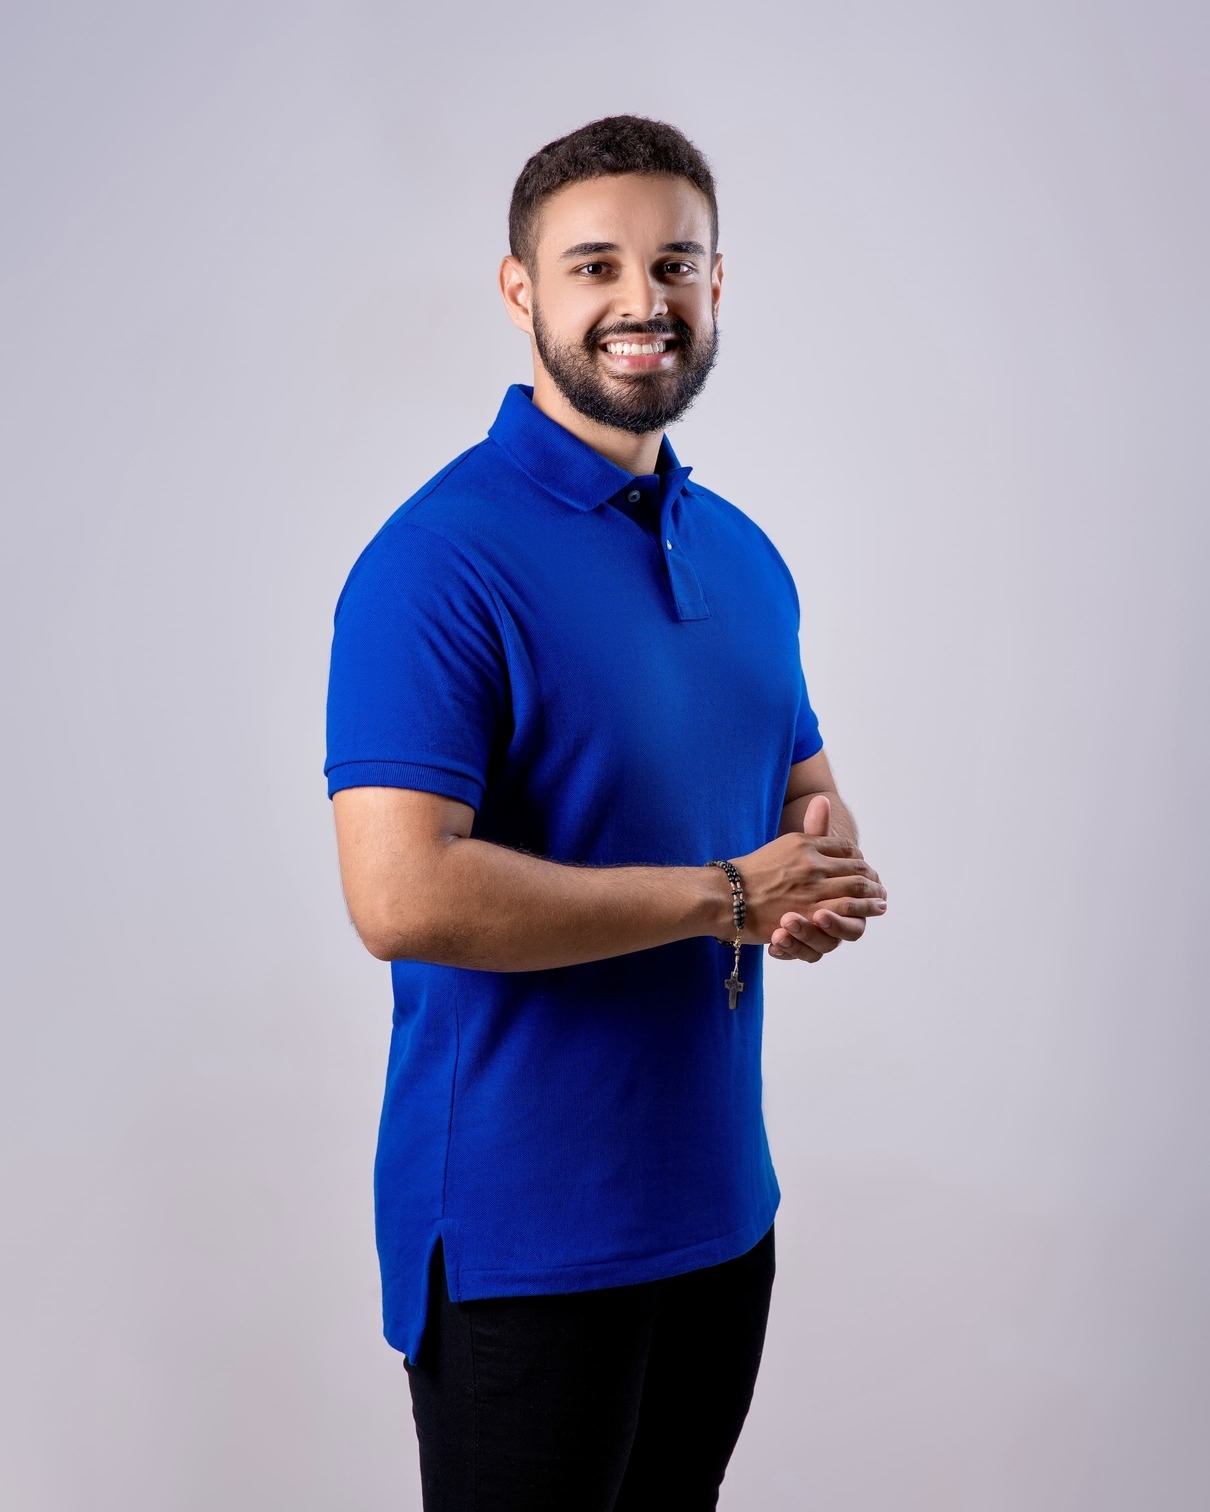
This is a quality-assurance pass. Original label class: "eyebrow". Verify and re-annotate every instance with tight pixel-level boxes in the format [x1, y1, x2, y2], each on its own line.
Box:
[558, 240, 709, 259]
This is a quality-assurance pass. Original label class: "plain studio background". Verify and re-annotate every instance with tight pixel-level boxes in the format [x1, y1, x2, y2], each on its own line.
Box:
[1, 2, 1206, 1508]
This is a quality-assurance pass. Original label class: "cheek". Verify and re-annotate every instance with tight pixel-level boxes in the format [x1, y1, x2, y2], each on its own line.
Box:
[676, 291, 716, 332]
[543, 286, 614, 342]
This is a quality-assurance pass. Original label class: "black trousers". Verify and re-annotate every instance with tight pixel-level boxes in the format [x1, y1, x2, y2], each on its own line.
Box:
[404, 1224, 775, 1512]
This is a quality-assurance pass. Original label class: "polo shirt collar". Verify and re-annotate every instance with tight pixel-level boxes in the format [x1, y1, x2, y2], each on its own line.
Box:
[488, 383, 692, 511]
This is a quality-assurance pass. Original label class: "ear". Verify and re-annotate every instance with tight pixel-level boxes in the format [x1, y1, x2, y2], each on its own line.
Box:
[710, 251, 724, 321]
[499, 255, 535, 336]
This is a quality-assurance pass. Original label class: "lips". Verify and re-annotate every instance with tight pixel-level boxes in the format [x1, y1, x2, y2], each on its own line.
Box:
[595, 331, 682, 369]
[600, 338, 672, 356]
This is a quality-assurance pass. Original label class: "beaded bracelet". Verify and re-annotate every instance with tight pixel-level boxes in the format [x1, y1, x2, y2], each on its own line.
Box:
[707, 859, 746, 1010]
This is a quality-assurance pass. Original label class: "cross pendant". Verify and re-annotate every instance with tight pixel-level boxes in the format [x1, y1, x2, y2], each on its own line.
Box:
[725, 970, 745, 1010]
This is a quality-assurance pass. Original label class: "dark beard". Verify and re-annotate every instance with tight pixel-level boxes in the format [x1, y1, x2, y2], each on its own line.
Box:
[531, 305, 719, 436]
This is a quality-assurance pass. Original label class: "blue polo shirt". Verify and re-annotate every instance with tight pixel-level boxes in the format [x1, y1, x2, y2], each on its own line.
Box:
[325, 384, 824, 1359]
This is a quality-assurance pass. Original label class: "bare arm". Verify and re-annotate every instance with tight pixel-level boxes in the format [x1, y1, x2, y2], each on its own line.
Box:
[778, 749, 857, 845]
[333, 786, 733, 970]
[332, 783, 885, 972]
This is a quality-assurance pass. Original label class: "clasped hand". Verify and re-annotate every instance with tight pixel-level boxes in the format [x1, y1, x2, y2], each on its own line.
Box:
[750, 794, 887, 965]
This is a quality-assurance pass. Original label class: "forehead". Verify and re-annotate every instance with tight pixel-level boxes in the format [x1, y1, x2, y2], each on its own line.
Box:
[534, 173, 713, 255]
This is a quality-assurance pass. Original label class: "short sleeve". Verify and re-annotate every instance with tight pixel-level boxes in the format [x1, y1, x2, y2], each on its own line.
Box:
[791, 662, 824, 763]
[324, 522, 509, 808]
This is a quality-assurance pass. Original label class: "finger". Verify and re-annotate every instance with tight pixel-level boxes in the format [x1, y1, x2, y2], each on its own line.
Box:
[802, 794, 831, 839]
[810, 852, 883, 883]
[775, 916, 840, 956]
[815, 859, 882, 887]
[806, 896, 887, 922]
[810, 912, 865, 942]
[801, 870, 888, 899]
[808, 837, 867, 859]
[804, 843, 883, 889]
[769, 938, 823, 963]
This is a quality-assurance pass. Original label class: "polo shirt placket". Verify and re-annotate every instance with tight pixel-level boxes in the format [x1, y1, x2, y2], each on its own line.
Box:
[326, 384, 824, 1361]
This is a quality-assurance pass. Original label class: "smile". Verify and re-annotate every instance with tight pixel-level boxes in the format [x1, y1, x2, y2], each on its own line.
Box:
[601, 339, 672, 356]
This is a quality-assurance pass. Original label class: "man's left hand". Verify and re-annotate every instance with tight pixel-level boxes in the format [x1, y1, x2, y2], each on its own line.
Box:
[768, 896, 879, 964]
[769, 788, 885, 963]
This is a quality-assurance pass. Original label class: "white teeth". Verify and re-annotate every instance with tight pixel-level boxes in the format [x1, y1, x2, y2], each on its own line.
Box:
[604, 340, 667, 356]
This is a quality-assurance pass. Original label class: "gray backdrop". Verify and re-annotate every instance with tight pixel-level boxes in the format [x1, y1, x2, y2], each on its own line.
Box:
[2, 2, 1206, 1508]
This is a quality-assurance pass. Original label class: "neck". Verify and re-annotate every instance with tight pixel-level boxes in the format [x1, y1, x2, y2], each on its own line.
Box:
[530, 367, 663, 475]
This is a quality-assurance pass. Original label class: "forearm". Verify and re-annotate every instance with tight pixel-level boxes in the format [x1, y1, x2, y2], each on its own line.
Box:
[387, 836, 735, 971]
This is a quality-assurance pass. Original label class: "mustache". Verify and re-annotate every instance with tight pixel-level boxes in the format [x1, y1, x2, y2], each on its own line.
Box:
[586, 317, 695, 346]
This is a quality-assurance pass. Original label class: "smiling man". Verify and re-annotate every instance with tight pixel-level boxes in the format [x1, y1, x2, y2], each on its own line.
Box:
[325, 116, 886, 1511]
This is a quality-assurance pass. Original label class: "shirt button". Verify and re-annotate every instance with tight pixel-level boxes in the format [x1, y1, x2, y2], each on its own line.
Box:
[627, 489, 641, 503]
[666, 539, 673, 549]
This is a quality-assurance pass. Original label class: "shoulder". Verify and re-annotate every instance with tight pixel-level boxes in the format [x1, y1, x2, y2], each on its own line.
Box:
[366, 437, 503, 551]
[339, 436, 514, 573]
[333, 441, 504, 621]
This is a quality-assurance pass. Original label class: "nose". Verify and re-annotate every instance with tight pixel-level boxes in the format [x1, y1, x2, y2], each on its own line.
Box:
[613, 265, 669, 324]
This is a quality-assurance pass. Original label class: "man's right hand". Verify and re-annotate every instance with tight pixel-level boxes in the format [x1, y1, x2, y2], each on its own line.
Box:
[730, 794, 887, 957]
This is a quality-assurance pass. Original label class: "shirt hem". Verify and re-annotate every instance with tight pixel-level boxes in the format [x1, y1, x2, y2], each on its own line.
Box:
[445, 1201, 781, 1305]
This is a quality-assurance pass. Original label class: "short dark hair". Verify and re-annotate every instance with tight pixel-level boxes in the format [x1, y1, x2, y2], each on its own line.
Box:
[508, 115, 718, 269]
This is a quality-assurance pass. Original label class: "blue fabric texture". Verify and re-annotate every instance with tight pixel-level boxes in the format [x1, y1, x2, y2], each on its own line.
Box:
[325, 385, 825, 1360]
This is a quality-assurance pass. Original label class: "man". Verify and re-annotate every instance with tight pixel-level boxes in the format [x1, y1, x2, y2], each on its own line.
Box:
[325, 115, 886, 1511]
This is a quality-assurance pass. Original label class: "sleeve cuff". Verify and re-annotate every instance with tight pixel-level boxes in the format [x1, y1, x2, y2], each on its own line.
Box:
[325, 759, 483, 808]
[791, 728, 824, 763]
